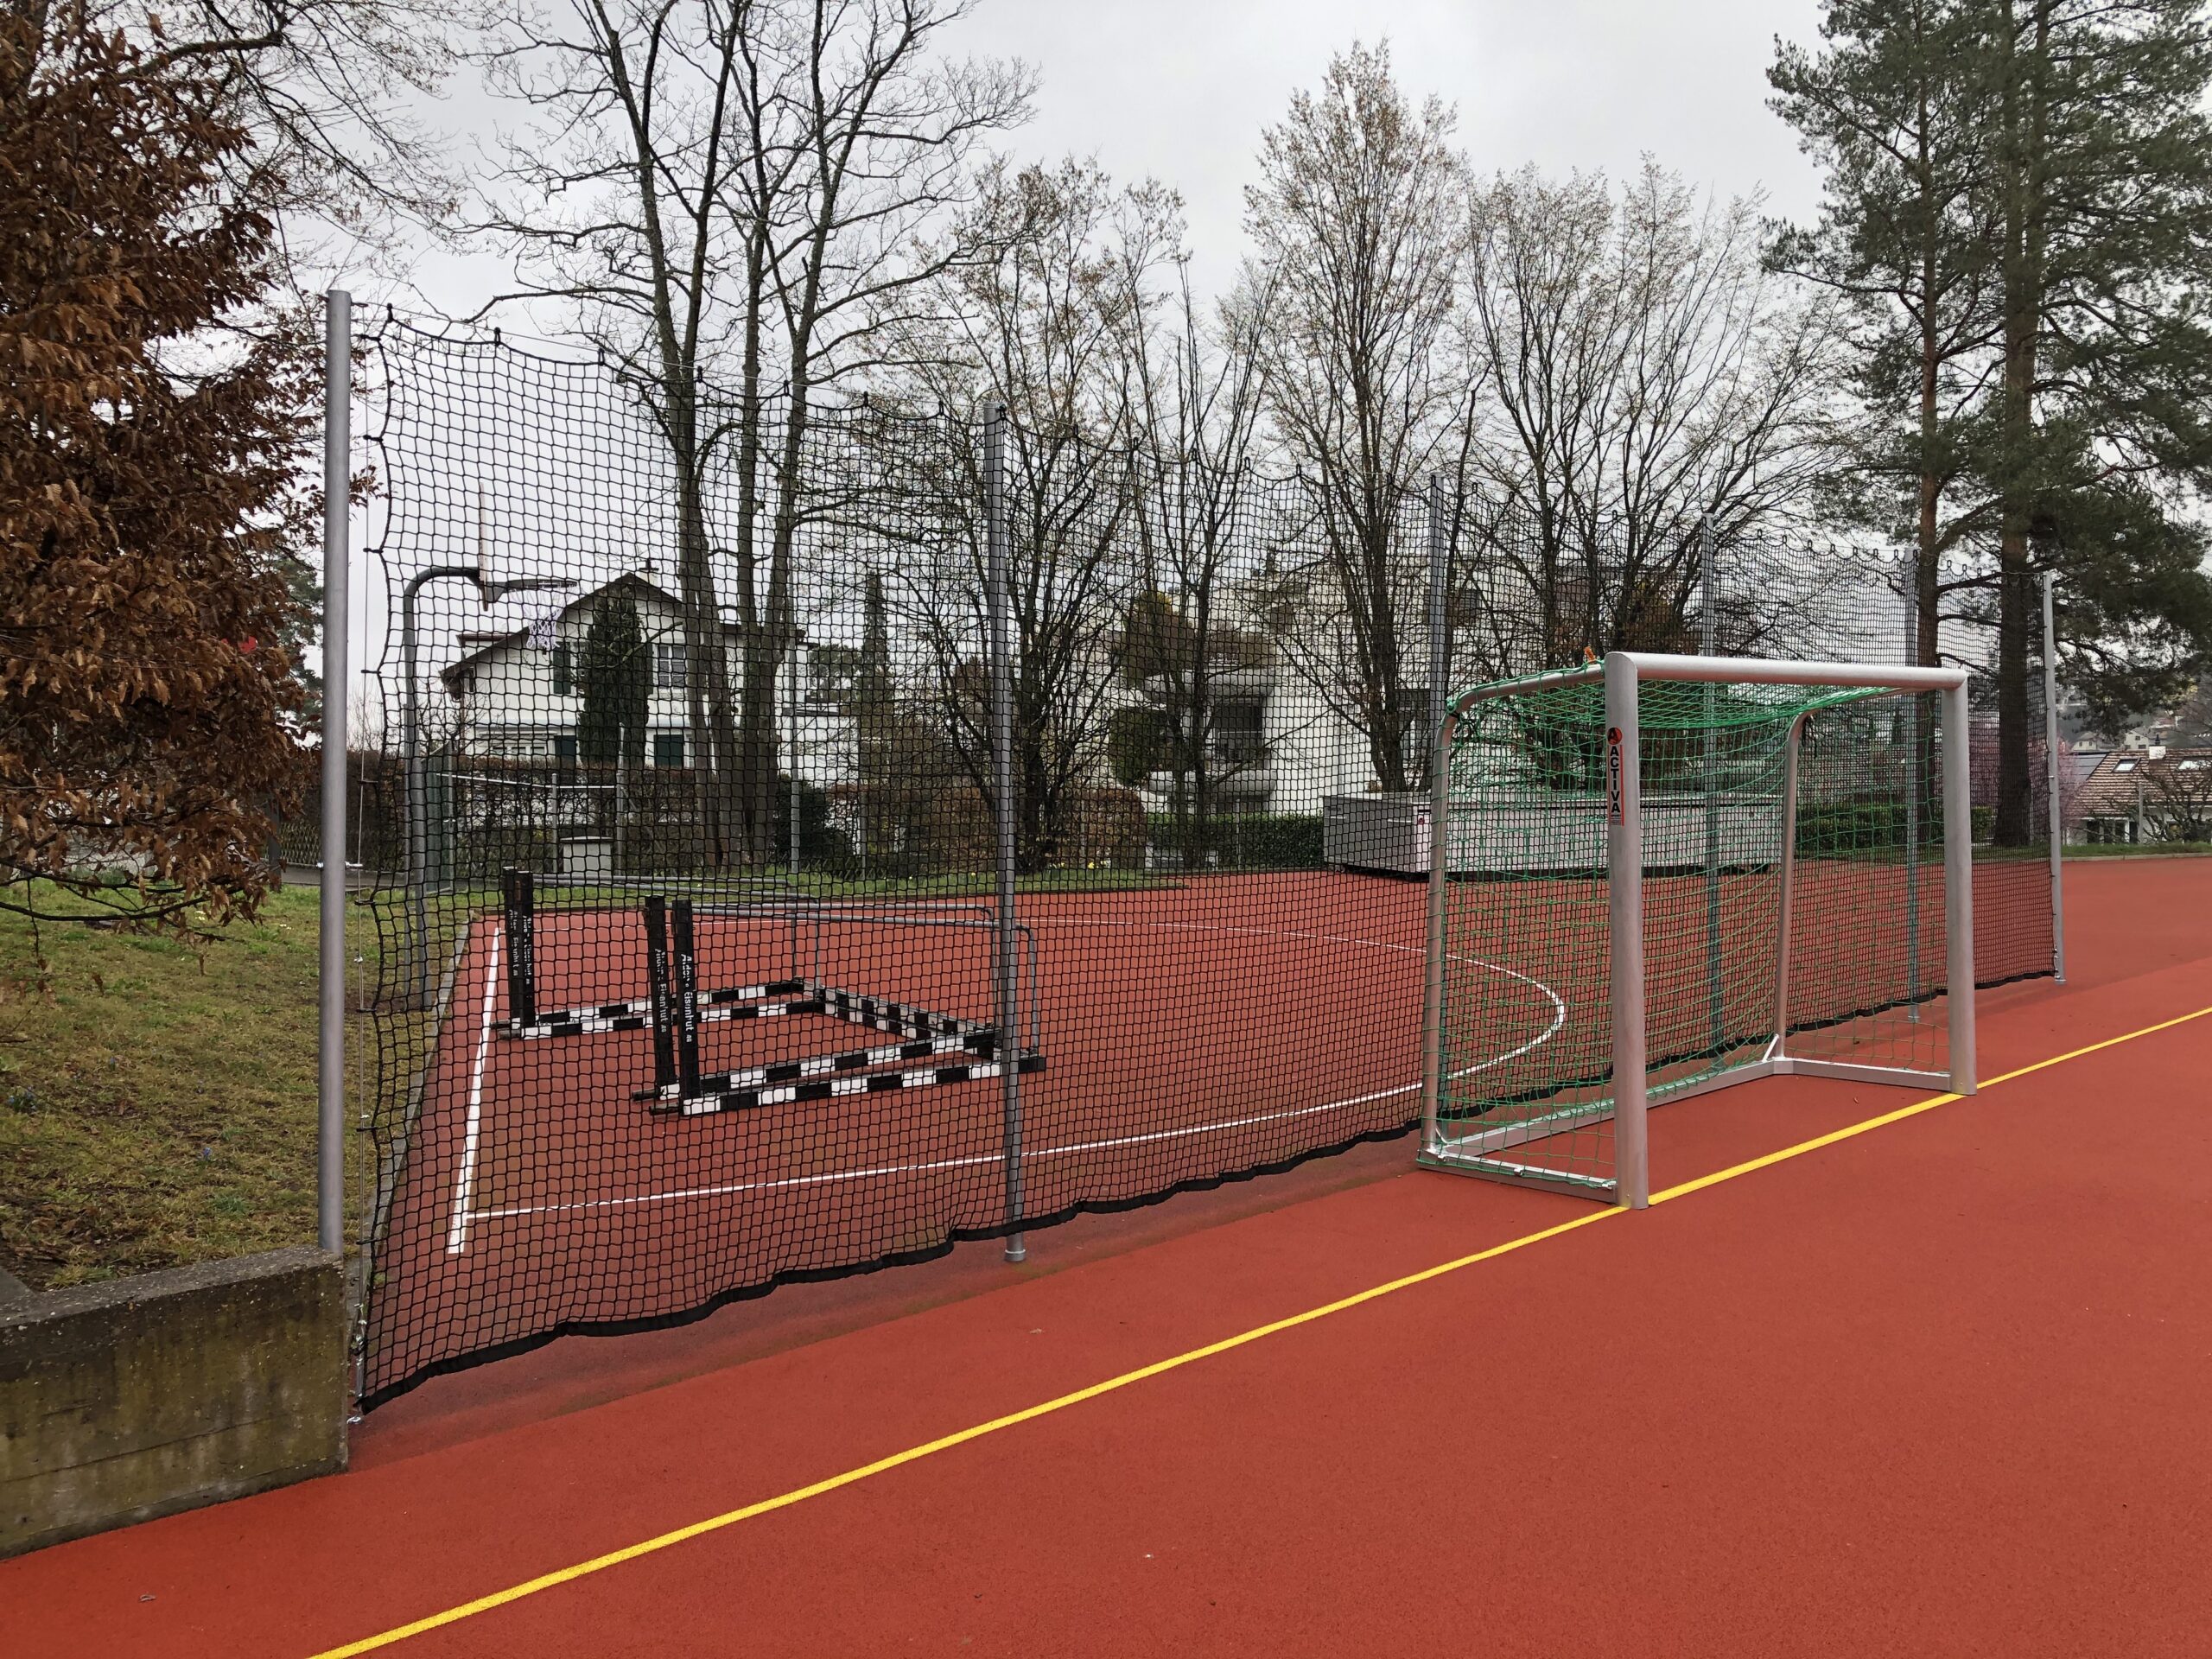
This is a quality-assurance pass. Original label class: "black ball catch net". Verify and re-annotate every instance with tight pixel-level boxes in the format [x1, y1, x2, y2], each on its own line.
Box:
[335, 319, 2058, 1408]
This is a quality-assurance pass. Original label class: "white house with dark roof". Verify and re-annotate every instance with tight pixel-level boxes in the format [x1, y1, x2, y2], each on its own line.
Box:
[437, 573, 864, 791]
[433, 571, 1431, 817]
[439, 573, 721, 768]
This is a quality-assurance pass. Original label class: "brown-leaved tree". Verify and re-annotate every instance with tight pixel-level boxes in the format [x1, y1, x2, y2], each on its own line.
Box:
[0, 3, 316, 924]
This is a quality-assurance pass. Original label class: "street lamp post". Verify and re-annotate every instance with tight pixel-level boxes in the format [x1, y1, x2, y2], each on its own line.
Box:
[400, 568, 575, 1007]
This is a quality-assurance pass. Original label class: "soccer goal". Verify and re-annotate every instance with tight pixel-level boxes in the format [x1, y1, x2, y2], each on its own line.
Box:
[1419, 652, 1976, 1209]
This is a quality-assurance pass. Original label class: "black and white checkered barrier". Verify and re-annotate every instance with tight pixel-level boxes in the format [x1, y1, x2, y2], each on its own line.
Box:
[664, 1051, 1048, 1117]
[811, 985, 989, 1040]
[492, 872, 1042, 1115]
[655, 1027, 998, 1103]
[509, 979, 814, 1039]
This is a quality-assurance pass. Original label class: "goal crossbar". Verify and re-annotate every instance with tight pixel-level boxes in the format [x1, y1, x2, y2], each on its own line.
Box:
[1419, 651, 1978, 1210]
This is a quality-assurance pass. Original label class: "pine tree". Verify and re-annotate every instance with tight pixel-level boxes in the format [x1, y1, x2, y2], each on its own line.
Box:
[1770, 0, 2003, 669]
[1773, 0, 2212, 846]
[577, 593, 646, 770]
[1980, 0, 2212, 839]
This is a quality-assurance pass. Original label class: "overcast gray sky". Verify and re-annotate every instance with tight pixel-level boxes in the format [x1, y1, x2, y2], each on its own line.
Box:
[394, 0, 1829, 324]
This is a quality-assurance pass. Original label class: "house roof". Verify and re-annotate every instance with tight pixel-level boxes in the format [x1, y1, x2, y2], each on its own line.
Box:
[439, 573, 737, 695]
[2073, 747, 2212, 817]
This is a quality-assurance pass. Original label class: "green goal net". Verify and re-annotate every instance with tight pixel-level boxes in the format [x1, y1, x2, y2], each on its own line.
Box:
[1421, 657, 1975, 1205]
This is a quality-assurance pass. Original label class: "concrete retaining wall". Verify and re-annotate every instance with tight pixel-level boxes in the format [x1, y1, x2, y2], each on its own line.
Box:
[0, 1247, 348, 1558]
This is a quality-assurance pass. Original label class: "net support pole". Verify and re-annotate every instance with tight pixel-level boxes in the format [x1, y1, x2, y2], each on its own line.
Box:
[1419, 476, 1452, 1154]
[1769, 711, 1809, 1060]
[789, 636, 803, 882]
[317, 289, 351, 1256]
[1699, 516, 1725, 1062]
[399, 567, 476, 1010]
[1421, 702, 1453, 1157]
[400, 583, 427, 1013]
[982, 402, 1027, 1264]
[1903, 567, 1923, 1021]
[1427, 476, 1450, 786]
[1605, 652, 1649, 1209]
[2043, 572, 2066, 982]
[1941, 677, 1978, 1094]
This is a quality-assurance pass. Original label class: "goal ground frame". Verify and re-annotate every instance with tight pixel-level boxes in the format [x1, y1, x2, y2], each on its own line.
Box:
[1419, 651, 1978, 1211]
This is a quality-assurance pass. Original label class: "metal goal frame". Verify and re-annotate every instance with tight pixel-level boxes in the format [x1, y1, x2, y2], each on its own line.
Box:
[1419, 651, 1978, 1211]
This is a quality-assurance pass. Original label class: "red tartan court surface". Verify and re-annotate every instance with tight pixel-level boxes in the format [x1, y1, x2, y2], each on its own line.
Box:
[7, 856, 2211, 1657]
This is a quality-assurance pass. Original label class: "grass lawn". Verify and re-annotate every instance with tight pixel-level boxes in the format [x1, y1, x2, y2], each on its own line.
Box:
[2062, 841, 2212, 858]
[0, 885, 323, 1290]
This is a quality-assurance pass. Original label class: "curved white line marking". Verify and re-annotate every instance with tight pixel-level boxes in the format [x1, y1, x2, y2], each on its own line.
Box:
[446, 924, 501, 1254]
[467, 916, 1567, 1226]
[1024, 913, 1569, 1089]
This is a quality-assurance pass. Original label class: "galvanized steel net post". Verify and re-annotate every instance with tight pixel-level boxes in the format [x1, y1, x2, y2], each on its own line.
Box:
[1941, 677, 1978, 1094]
[1421, 476, 1452, 1156]
[2043, 571, 2066, 982]
[1427, 476, 1450, 785]
[1422, 706, 1453, 1158]
[1902, 561, 1923, 1020]
[1605, 652, 1649, 1209]
[1769, 712, 1810, 1059]
[318, 290, 351, 1256]
[1698, 516, 1724, 1060]
[982, 404, 1027, 1264]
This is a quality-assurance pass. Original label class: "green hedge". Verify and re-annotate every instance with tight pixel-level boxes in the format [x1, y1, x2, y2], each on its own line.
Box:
[1793, 800, 1995, 852]
[1145, 812, 1324, 871]
[1795, 800, 1907, 852]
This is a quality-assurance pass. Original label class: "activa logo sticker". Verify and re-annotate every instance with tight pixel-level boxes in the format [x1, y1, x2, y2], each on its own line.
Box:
[1606, 725, 1624, 823]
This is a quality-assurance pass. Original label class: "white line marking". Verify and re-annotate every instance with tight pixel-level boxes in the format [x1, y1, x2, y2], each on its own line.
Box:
[446, 923, 501, 1255]
[465, 914, 1567, 1227]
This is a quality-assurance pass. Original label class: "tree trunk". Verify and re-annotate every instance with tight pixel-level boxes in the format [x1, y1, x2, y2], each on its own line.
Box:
[673, 442, 744, 869]
[734, 396, 813, 870]
[1361, 517, 1411, 794]
[1991, 0, 2044, 849]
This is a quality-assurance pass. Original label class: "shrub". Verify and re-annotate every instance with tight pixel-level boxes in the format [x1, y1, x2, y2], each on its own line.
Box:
[1146, 811, 1324, 871]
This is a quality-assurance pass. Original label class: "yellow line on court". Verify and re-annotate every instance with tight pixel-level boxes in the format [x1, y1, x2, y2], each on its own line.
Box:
[308, 1000, 2212, 1659]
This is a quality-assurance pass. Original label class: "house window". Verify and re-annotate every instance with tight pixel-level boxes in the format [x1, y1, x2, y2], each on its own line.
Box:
[1212, 702, 1264, 764]
[652, 733, 686, 768]
[553, 734, 578, 767]
[2114, 760, 2137, 772]
[654, 640, 689, 692]
[551, 643, 573, 696]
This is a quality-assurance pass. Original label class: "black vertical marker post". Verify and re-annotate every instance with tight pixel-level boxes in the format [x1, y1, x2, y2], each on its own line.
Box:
[671, 899, 701, 1099]
[644, 895, 676, 1093]
[502, 868, 536, 1031]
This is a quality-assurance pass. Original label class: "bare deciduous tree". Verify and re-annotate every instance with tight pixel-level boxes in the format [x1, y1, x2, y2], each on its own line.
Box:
[476, 0, 1026, 866]
[1458, 162, 1848, 671]
[95, 0, 468, 248]
[1243, 41, 1467, 793]
[479, 0, 758, 861]
[2143, 752, 2212, 842]
[721, 0, 1030, 863]
[1116, 255, 1274, 867]
[874, 157, 1167, 868]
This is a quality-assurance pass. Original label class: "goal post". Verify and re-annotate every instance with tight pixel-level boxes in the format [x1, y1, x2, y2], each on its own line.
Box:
[1420, 651, 1976, 1210]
